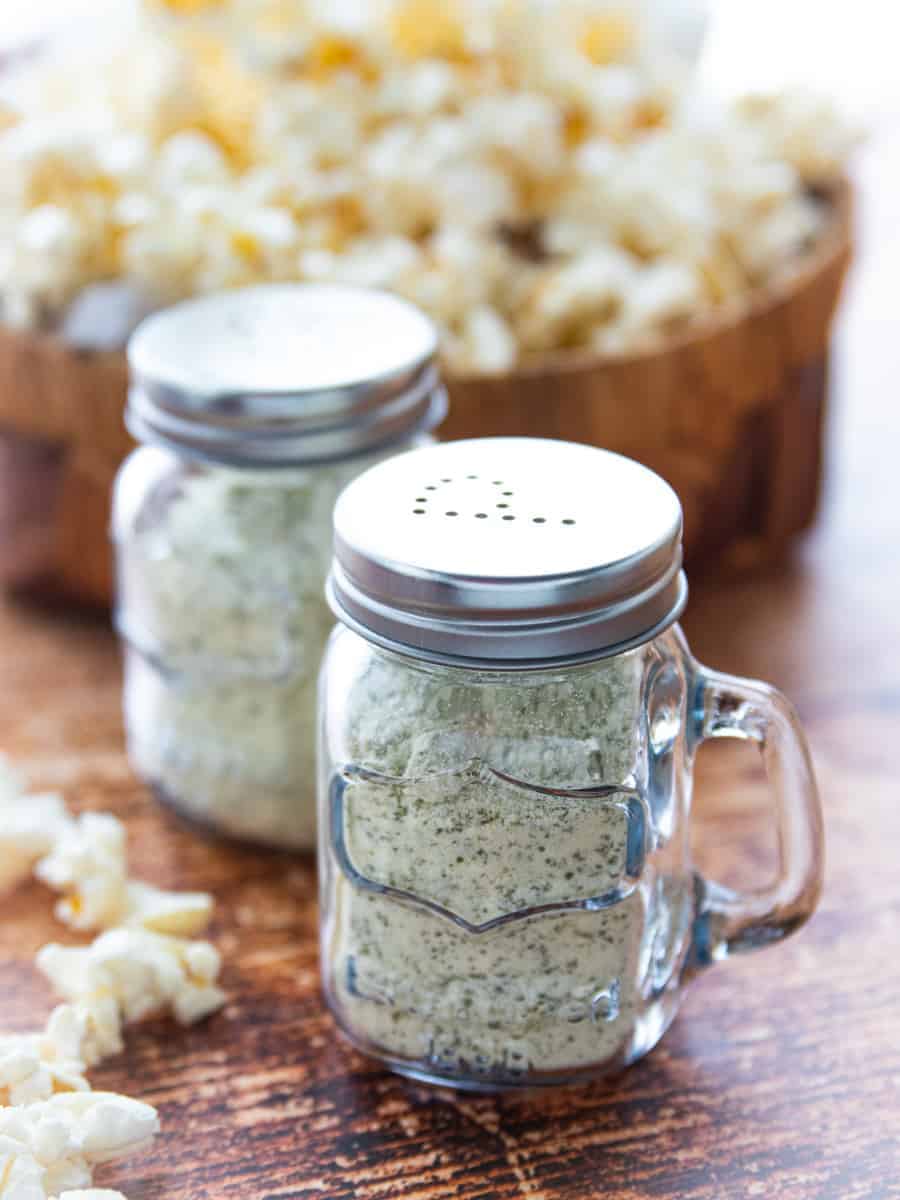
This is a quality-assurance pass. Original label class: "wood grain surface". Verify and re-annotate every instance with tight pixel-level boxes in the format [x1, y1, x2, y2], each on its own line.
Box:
[1, 143, 899, 1199]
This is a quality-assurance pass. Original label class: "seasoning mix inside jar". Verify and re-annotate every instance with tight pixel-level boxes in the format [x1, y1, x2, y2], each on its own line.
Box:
[113, 284, 446, 849]
[318, 438, 824, 1090]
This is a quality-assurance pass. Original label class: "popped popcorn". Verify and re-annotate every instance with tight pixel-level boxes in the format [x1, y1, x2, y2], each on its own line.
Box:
[55, 1004, 124, 1073]
[35, 815, 128, 933]
[0, 757, 74, 898]
[0, 759, 223, 1200]
[121, 881, 213, 938]
[0, 1, 854, 369]
[0, 1032, 90, 1107]
[30, 809, 214, 936]
[27, 1003, 125, 1075]
[3, 786, 215, 937]
[0, 791, 73, 898]
[54, 1193, 128, 1200]
[37, 930, 226, 1029]
[55, 1192, 128, 1200]
[0, 1138, 47, 1200]
[0, 1093, 159, 1197]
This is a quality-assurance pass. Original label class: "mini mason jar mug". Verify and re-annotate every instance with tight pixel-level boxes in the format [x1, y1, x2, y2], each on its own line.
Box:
[112, 284, 445, 850]
[318, 438, 824, 1090]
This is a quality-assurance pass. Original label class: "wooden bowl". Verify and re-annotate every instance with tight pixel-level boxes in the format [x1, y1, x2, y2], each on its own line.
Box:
[0, 183, 852, 608]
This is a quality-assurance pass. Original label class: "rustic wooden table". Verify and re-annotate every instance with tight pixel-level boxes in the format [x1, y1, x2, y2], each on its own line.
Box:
[1, 143, 899, 1199]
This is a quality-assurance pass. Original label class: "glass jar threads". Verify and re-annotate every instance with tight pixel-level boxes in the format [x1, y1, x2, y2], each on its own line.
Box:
[318, 438, 823, 1089]
[113, 284, 445, 849]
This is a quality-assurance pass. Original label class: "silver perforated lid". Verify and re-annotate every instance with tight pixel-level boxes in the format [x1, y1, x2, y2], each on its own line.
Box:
[126, 284, 446, 466]
[328, 438, 688, 668]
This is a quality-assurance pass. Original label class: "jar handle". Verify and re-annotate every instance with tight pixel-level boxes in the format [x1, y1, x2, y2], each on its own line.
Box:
[686, 664, 824, 973]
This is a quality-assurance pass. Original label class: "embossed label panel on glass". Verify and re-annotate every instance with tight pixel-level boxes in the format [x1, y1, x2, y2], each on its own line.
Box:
[331, 759, 649, 931]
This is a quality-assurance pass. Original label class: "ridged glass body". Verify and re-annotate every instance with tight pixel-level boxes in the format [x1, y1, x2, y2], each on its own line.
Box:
[113, 436, 429, 850]
[318, 623, 822, 1090]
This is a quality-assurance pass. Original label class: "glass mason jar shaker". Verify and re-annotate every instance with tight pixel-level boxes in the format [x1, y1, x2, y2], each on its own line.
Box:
[318, 438, 824, 1090]
[113, 284, 446, 850]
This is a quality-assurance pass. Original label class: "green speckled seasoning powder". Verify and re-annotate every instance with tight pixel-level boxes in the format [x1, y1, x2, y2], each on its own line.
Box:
[320, 636, 692, 1082]
[341, 651, 643, 1070]
[121, 460, 363, 848]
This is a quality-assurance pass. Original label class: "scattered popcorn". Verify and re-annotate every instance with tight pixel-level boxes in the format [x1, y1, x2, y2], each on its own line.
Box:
[0, 758, 223, 1200]
[55, 1193, 128, 1200]
[39, 1003, 124, 1073]
[37, 930, 226, 1029]
[0, 757, 73, 897]
[0, 1139, 47, 1200]
[35, 816, 128, 933]
[53, 1093, 158, 1163]
[121, 880, 213, 938]
[0, 793, 73, 898]
[41, 1009, 89, 1070]
[0, 0, 855, 370]
[55, 1192, 129, 1200]
[27, 810, 215, 939]
[65, 1003, 125, 1074]
[0, 1094, 158, 1197]
[0, 1035, 89, 1107]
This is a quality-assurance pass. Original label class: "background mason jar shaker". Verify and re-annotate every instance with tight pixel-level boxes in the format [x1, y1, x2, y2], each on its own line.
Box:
[112, 284, 446, 850]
